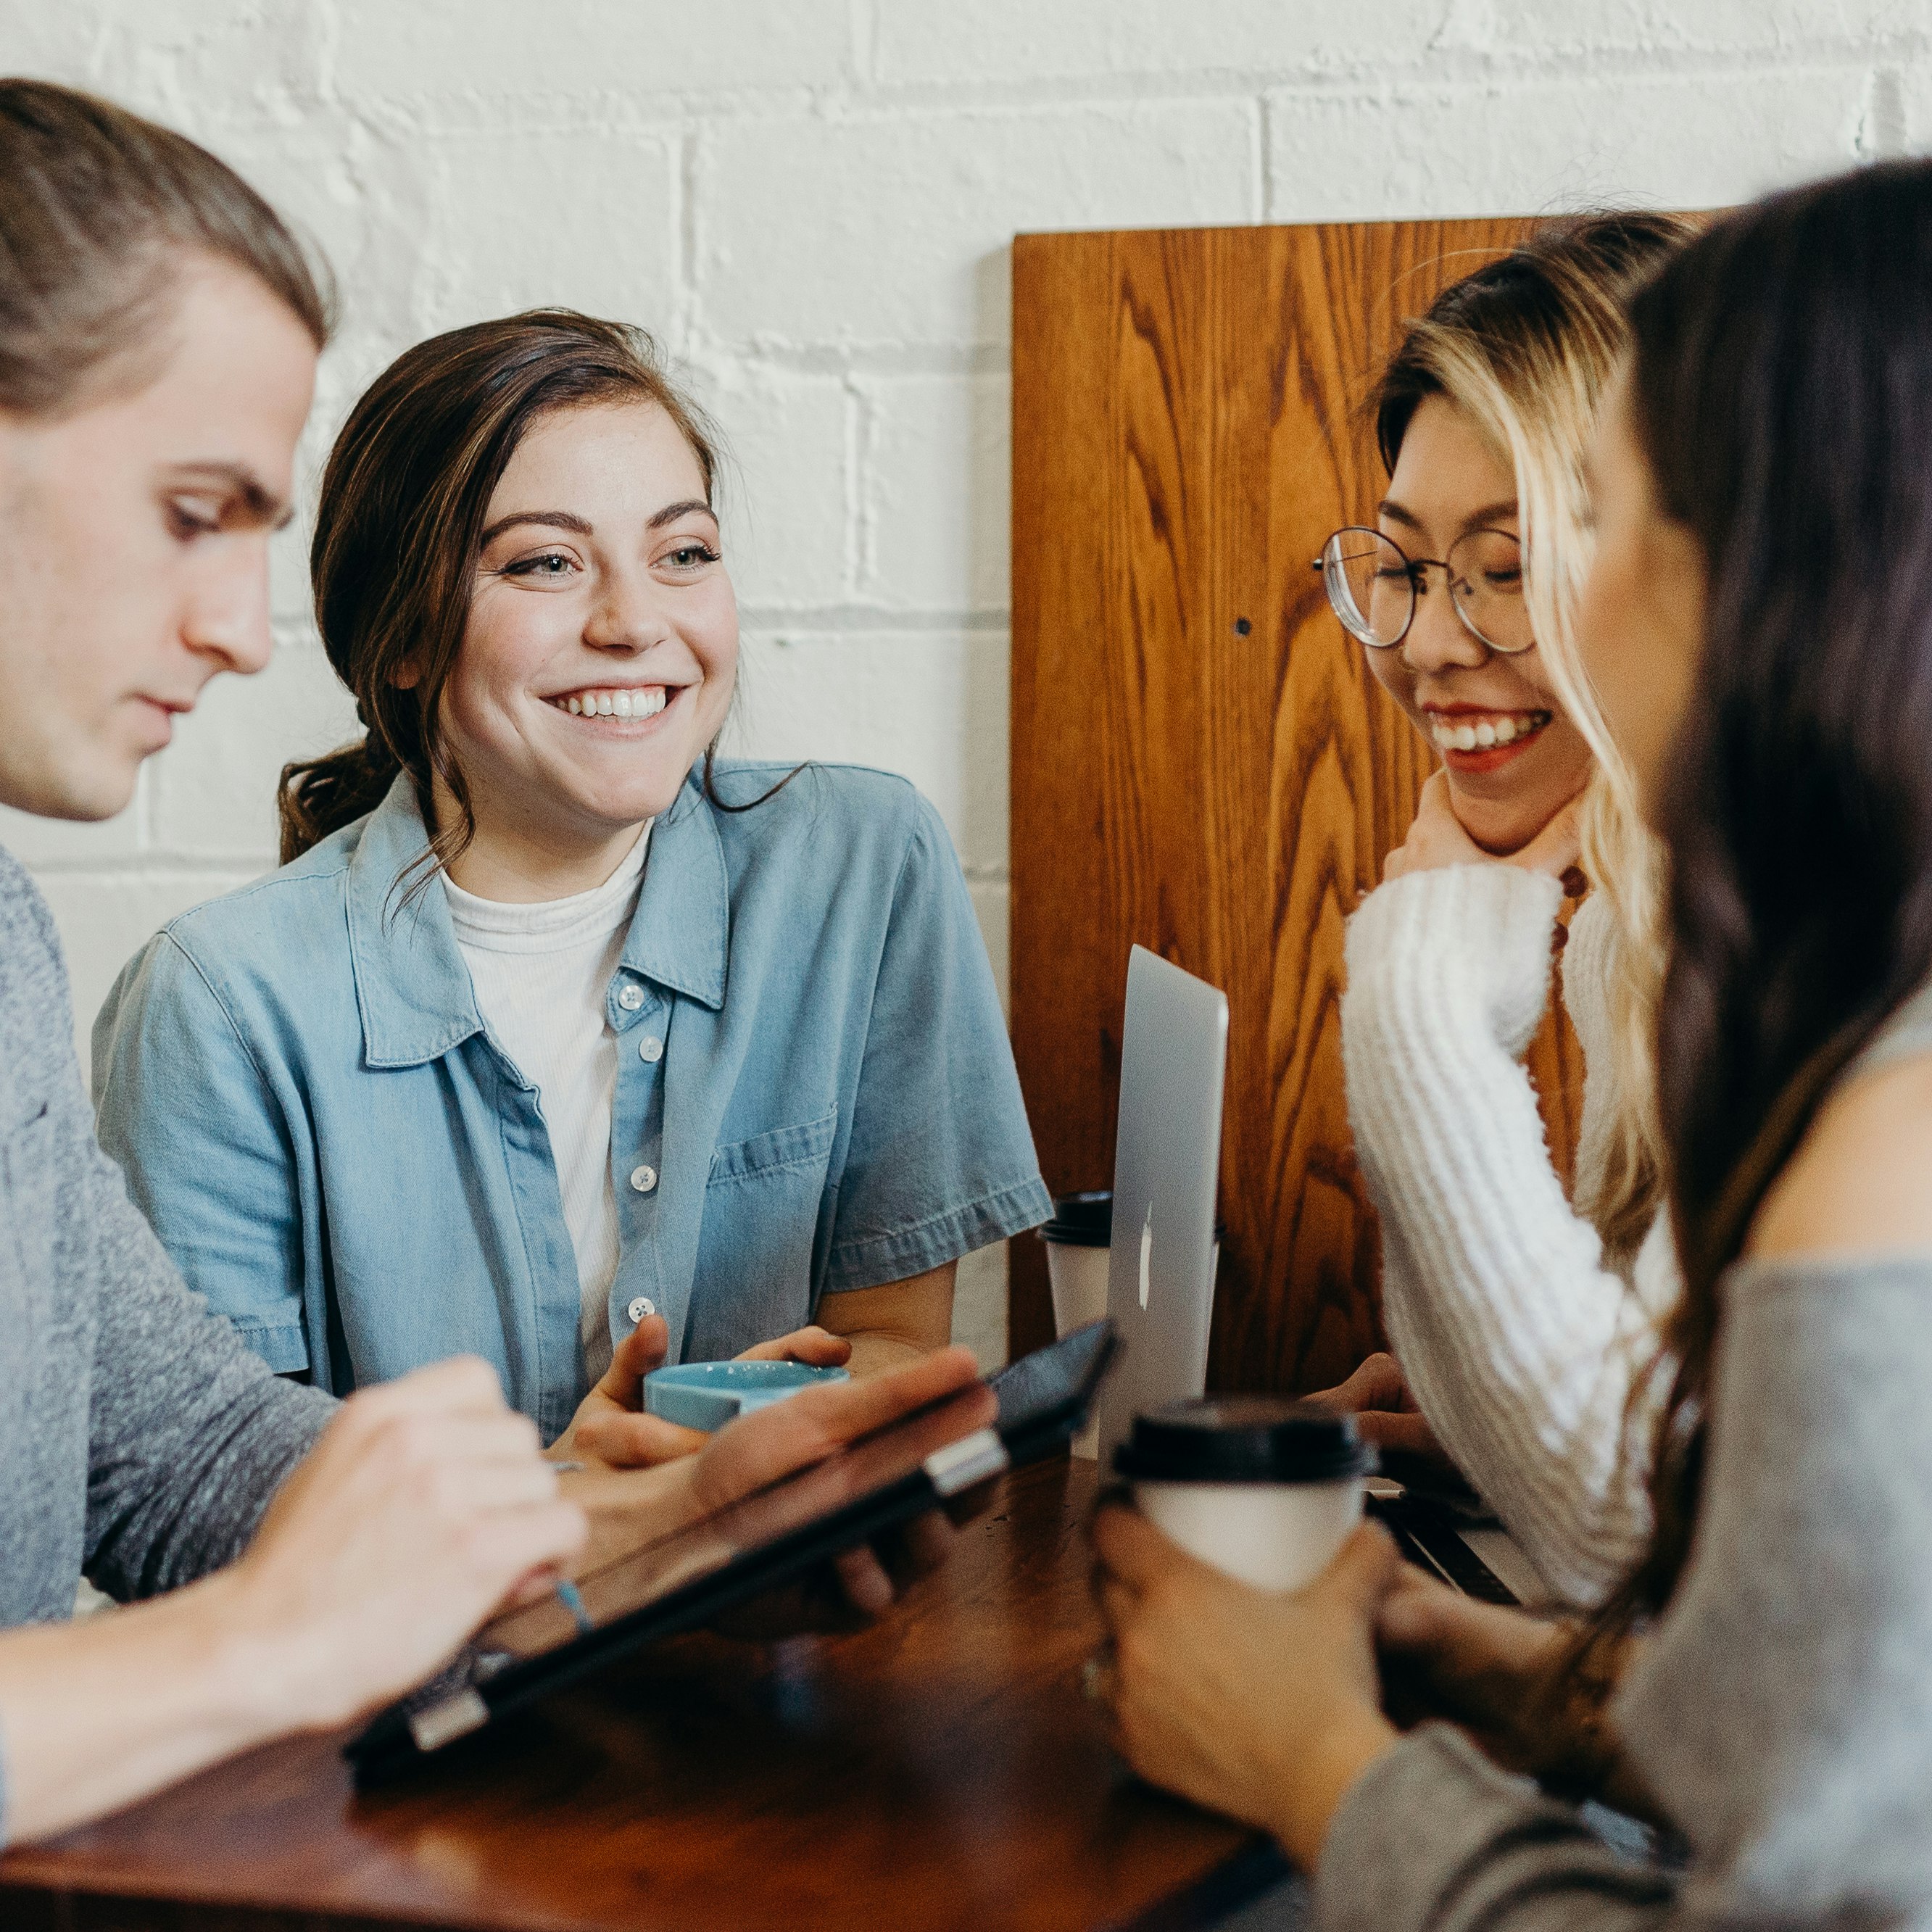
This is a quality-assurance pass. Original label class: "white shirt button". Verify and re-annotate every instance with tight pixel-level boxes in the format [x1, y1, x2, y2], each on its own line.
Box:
[617, 984, 644, 1012]
[629, 1164, 658, 1194]
[626, 1295, 656, 1323]
[638, 1034, 664, 1064]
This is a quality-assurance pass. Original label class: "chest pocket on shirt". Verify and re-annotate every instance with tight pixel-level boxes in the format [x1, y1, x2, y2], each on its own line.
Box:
[697, 1108, 839, 1342]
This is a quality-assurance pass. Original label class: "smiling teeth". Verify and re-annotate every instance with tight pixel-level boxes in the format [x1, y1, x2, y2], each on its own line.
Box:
[1429, 710, 1549, 753]
[557, 688, 668, 721]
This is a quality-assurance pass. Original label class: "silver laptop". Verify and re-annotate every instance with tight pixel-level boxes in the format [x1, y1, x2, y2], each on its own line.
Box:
[1094, 945, 1230, 1469]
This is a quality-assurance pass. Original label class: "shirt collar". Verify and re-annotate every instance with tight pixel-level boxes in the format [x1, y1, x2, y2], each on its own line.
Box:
[618, 766, 728, 1011]
[346, 768, 729, 1069]
[345, 775, 486, 1069]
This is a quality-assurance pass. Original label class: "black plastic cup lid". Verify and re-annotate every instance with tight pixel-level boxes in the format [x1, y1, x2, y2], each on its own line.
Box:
[1040, 1190, 1226, 1248]
[1113, 1397, 1377, 1485]
[1039, 1190, 1113, 1245]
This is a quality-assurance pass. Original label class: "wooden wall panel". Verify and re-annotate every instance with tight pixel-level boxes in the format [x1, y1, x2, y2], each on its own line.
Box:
[1011, 217, 1583, 1393]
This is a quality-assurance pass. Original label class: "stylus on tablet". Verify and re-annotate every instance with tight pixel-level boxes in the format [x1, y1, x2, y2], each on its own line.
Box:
[347, 1319, 1119, 1787]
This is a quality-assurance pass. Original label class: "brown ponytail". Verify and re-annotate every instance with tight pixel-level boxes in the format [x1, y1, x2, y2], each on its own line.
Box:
[276, 737, 403, 867]
[0, 78, 329, 417]
[278, 310, 723, 872]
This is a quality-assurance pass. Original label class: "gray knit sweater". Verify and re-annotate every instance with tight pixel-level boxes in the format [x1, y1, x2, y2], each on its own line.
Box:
[1317, 986, 1932, 1929]
[0, 850, 333, 1817]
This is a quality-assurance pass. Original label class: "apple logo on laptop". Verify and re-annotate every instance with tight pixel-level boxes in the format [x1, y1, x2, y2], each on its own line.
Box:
[1138, 1201, 1154, 1311]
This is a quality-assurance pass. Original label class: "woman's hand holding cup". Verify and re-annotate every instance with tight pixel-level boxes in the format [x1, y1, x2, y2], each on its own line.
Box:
[1090, 1506, 1402, 1869]
[552, 1317, 857, 1472]
[550, 1313, 707, 1469]
[732, 1325, 853, 1369]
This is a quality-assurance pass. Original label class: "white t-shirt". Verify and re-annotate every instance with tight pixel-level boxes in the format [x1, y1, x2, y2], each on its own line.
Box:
[444, 826, 652, 1383]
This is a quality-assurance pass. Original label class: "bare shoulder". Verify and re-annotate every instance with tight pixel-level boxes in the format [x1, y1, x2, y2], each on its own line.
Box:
[1749, 1050, 1932, 1261]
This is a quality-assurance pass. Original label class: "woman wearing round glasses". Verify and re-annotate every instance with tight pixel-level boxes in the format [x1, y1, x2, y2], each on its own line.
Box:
[1314, 215, 1691, 1607]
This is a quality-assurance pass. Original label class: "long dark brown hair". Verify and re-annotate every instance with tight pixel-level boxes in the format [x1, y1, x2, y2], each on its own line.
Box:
[281, 310, 733, 871]
[0, 78, 331, 414]
[1598, 160, 1932, 1645]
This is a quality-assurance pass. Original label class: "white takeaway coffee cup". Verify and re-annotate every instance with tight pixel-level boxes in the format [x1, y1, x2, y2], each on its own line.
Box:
[1040, 1192, 1114, 1339]
[1114, 1398, 1377, 1593]
[1038, 1193, 1113, 1459]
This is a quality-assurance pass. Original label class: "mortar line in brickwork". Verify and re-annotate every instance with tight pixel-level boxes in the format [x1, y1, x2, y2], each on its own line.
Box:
[132, 763, 154, 856]
[697, 344, 1008, 379]
[1247, 93, 1267, 223]
[19, 860, 267, 887]
[218, 34, 1932, 141]
[737, 606, 1009, 634]
[1856, 67, 1909, 162]
[674, 125, 700, 350]
[829, 41, 1932, 115]
[847, 0, 877, 88]
[841, 381, 863, 600]
[850, 385, 881, 600]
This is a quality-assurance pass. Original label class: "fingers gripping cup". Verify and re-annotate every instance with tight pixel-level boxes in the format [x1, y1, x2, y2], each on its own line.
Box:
[1114, 1398, 1377, 1593]
[644, 1360, 850, 1431]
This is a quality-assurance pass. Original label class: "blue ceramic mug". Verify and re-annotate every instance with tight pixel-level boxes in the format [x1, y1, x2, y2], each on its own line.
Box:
[644, 1359, 851, 1432]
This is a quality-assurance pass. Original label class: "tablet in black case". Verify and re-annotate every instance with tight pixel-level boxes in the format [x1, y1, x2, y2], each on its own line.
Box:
[346, 1319, 1119, 1788]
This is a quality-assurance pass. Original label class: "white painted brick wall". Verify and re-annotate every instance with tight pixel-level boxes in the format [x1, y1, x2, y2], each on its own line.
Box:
[5, 0, 1925, 1366]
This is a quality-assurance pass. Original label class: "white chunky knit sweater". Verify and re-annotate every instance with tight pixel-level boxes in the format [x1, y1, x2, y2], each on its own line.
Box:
[1341, 866, 1679, 1606]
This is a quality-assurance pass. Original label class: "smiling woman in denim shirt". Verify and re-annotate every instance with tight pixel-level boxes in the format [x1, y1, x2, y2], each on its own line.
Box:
[92, 310, 1050, 1451]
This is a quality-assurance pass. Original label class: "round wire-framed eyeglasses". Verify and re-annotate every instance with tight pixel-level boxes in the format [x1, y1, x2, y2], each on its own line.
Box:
[1311, 526, 1532, 654]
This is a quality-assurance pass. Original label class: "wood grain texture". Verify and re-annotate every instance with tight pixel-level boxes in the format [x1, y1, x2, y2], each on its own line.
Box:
[0, 1459, 1282, 1932]
[1011, 218, 1585, 1390]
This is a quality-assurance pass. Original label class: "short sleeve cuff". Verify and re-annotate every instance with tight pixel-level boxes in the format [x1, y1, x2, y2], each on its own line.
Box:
[223, 1318, 310, 1377]
[822, 1175, 1053, 1291]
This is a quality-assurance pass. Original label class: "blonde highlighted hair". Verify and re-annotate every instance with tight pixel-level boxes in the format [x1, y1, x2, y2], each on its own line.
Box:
[1373, 214, 1694, 1258]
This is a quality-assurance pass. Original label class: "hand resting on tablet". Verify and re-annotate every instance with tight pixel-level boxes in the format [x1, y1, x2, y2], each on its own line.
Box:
[552, 1343, 994, 1635]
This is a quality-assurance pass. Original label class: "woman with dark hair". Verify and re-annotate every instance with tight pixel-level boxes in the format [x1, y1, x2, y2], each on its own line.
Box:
[94, 310, 1050, 1456]
[1091, 158, 1932, 1925]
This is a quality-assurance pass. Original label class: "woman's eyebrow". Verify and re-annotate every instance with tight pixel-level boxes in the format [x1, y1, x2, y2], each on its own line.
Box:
[647, 497, 716, 530]
[1376, 497, 1520, 537]
[479, 509, 594, 545]
[1460, 497, 1521, 532]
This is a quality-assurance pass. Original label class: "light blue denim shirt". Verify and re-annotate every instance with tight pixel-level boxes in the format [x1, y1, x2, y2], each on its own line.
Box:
[92, 761, 1050, 1443]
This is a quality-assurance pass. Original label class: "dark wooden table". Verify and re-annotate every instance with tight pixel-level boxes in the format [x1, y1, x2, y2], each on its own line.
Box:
[0, 1455, 1290, 1932]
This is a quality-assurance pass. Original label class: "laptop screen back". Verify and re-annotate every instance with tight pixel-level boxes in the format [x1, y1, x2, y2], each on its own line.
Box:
[1095, 946, 1228, 1468]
